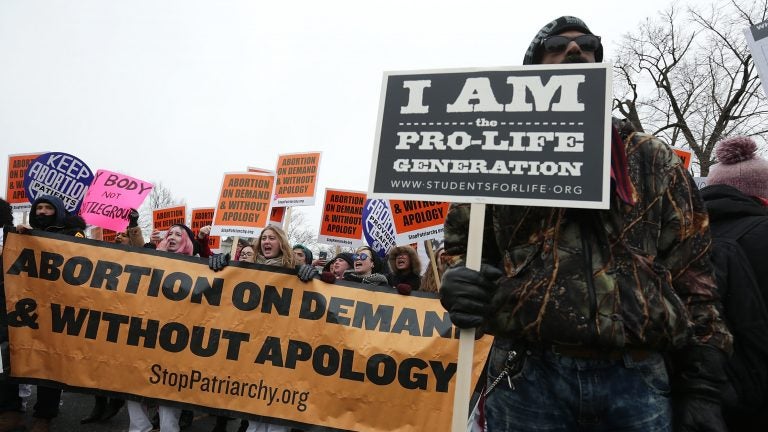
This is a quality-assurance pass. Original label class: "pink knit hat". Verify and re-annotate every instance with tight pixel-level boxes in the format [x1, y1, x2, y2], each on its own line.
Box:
[708, 136, 768, 199]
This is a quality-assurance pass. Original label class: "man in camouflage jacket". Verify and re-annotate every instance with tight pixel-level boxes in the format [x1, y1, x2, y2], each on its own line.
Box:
[441, 16, 732, 432]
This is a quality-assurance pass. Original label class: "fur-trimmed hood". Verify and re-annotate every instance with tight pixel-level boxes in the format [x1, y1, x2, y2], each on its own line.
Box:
[387, 245, 421, 276]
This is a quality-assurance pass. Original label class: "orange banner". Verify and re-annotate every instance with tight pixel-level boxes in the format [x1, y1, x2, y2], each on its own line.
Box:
[191, 207, 220, 250]
[152, 205, 186, 231]
[273, 152, 321, 207]
[3, 232, 490, 432]
[212, 172, 274, 238]
[5, 153, 42, 211]
[317, 189, 367, 248]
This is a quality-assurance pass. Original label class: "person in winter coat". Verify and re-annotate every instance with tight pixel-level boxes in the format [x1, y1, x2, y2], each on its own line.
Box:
[342, 246, 389, 287]
[386, 246, 422, 295]
[292, 244, 313, 266]
[126, 223, 199, 432]
[421, 243, 447, 294]
[81, 211, 145, 424]
[322, 252, 354, 280]
[440, 16, 731, 432]
[0, 195, 86, 432]
[208, 225, 293, 432]
[701, 135, 768, 431]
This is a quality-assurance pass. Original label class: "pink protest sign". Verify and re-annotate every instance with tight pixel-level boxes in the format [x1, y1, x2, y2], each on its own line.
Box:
[79, 169, 153, 231]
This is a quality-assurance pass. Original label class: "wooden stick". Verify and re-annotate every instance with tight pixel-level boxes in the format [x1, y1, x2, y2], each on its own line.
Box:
[451, 203, 485, 432]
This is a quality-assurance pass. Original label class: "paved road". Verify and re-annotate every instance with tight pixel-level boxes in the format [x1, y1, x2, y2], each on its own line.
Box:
[18, 385, 243, 432]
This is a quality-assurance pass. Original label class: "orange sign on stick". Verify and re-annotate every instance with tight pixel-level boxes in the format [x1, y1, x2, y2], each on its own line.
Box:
[318, 188, 366, 248]
[211, 172, 274, 238]
[273, 152, 321, 207]
[269, 207, 285, 227]
[152, 205, 186, 232]
[102, 229, 117, 244]
[673, 148, 692, 170]
[390, 200, 449, 245]
[5, 153, 43, 211]
[191, 207, 220, 250]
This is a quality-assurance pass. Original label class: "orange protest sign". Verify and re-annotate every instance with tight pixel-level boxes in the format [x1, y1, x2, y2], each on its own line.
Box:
[152, 205, 186, 231]
[3, 232, 490, 432]
[273, 152, 321, 207]
[5, 153, 42, 211]
[269, 207, 285, 226]
[102, 228, 117, 244]
[673, 148, 692, 170]
[191, 207, 220, 250]
[90, 227, 117, 243]
[318, 189, 367, 248]
[211, 172, 274, 238]
[390, 200, 449, 245]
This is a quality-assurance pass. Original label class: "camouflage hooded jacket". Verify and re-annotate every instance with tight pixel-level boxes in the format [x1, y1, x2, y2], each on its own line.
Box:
[444, 131, 732, 352]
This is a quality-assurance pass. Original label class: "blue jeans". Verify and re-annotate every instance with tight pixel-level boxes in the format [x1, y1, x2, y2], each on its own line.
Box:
[484, 339, 672, 432]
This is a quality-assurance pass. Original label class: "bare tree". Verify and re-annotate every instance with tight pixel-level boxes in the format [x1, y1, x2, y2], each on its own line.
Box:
[285, 208, 319, 252]
[138, 181, 185, 238]
[613, 0, 768, 175]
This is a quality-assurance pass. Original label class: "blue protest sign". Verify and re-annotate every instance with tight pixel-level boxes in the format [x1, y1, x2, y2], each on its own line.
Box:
[361, 198, 396, 258]
[23, 152, 94, 214]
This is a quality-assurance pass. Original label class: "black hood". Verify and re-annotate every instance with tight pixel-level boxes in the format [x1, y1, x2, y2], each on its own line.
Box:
[701, 184, 768, 223]
[29, 195, 68, 229]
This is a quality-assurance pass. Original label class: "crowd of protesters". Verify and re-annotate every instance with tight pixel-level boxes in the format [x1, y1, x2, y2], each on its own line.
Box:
[0, 195, 449, 432]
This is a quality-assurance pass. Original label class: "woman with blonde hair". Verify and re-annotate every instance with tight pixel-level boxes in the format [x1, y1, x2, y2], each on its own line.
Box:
[252, 225, 294, 268]
[208, 225, 294, 432]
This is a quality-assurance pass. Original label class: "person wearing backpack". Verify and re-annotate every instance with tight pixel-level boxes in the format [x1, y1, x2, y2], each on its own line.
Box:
[701, 135, 768, 431]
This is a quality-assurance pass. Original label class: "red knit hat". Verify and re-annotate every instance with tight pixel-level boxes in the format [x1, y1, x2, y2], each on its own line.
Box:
[708, 136, 768, 199]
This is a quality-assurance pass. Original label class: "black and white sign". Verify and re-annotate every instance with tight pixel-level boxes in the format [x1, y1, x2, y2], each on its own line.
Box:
[369, 64, 612, 209]
[746, 19, 768, 98]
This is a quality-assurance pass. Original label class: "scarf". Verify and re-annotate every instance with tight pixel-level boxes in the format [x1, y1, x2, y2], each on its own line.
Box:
[610, 126, 636, 206]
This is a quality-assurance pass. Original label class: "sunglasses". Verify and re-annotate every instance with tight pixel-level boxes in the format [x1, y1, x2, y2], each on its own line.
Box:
[352, 253, 370, 262]
[542, 34, 601, 54]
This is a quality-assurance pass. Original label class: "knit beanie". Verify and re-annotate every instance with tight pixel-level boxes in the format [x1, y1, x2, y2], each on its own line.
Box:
[523, 16, 603, 65]
[323, 252, 355, 272]
[708, 136, 768, 199]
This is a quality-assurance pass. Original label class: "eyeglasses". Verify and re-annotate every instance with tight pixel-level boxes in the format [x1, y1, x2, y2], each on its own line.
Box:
[352, 253, 370, 262]
[542, 34, 601, 54]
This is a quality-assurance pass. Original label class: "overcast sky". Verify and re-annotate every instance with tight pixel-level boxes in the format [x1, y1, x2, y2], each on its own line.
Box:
[0, 0, 679, 232]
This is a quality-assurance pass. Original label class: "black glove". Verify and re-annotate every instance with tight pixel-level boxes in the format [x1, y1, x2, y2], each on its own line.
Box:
[672, 345, 728, 432]
[440, 263, 503, 328]
[296, 264, 319, 282]
[208, 253, 230, 272]
[128, 208, 139, 228]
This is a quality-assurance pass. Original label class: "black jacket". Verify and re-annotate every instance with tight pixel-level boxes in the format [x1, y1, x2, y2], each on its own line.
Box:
[701, 184, 768, 298]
